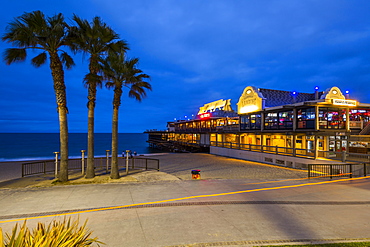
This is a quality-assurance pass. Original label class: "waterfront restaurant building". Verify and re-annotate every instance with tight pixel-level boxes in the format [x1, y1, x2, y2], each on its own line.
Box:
[147, 86, 370, 168]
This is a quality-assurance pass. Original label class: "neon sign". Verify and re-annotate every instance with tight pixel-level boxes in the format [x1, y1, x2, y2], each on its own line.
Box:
[199, 113, 211, 119]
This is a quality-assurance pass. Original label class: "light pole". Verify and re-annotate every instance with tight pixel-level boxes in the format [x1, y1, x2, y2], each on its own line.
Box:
[53, 152, 59, 179]
[106, 150, 110, 173]
[125, 150, 130, 175]
[81, 150, 86, 175]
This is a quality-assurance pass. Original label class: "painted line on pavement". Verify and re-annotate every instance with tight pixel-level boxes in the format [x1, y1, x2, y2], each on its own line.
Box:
[243, 173, 353, 185]
[0, 176, 369, 224]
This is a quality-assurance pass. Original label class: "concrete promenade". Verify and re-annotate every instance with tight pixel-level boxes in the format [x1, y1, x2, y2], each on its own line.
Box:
[0, 153, 370, 246]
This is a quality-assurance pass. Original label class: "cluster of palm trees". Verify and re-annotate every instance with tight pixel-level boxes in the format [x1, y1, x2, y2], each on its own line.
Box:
[2, 11, 152, 182]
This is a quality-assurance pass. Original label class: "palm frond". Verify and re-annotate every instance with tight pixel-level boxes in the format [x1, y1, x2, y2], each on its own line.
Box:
[103, 55, 152, 102]
[60, 51, 75, 69]
[71, 15, 123, 56]
[3, 10, 70, 55]
[31, 52, 47, 67]
[105, 81, 116, 89]
[129, 81, 152, 101]
[108, 39, 129, 53]
[83, 73, 103, 88]
[3, 48, 27, 65]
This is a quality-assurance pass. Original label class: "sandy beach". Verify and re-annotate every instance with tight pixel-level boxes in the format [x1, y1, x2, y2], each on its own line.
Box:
[0, 161, 22, 182]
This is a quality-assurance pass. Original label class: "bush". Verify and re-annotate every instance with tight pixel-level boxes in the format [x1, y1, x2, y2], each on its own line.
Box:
[0, 217, 103, 247]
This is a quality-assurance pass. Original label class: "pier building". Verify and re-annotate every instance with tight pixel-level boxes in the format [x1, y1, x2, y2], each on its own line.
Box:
[146, 86, 370, 167]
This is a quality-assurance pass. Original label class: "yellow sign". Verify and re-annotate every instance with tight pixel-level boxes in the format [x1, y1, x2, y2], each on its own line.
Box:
[198, 99, 232, 114]
[332, 99, 357, 106]
[237, 86, 264, 114]
[322, 86, 345, 100]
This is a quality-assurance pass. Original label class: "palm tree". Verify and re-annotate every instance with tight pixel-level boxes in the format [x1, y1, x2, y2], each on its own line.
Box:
[69, 15, 129, 178]
[2, 11, 74, 182]
[103, 55, 151, 179]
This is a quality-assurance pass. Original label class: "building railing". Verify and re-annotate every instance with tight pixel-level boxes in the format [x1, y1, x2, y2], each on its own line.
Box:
[22, 156, 160, 178]
[211, 141, 316, 159]
[308, 163, 369, 179]
[318, 150, 370, 163]
[211, 141, 370, 162]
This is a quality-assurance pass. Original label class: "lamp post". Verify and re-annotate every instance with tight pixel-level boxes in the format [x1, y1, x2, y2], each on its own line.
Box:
[125, 150, 130, 175]
[81, 150, 85, 175]
[106, 150, 110, 173]
[53, 152, 59, 179]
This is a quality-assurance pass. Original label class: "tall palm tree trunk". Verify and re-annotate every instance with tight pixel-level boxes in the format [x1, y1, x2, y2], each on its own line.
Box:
[110, 106, 120, 179]
[50, 53, 69, 182]
[86, 85, 96, 178]
[58, 107, 69, 182]
[85, 57, 100, 178]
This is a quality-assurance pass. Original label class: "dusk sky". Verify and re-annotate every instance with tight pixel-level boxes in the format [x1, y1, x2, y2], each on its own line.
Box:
[1, 0, 370, 133]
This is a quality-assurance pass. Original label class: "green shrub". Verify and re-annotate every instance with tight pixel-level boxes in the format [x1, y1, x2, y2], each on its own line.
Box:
[0, 217, 103, 247]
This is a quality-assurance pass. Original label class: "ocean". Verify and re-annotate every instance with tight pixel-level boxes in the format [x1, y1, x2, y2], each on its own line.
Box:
[0, 133, 159, 162]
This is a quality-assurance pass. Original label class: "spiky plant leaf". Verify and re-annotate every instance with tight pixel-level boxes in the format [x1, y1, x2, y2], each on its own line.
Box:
[0, 227, 4, 247]
[2, 217, 103, 246]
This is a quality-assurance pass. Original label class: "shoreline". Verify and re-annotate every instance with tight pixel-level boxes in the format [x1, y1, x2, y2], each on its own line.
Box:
[0, 152, 168, 163]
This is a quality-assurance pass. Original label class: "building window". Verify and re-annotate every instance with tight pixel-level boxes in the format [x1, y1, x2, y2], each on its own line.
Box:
[240, 114, 261, 130]
[297, 107, 315, 129]
[264, 111, 293, 130]
[319, 107, 346, 129]
[349, 109, 370, 128]
[278, 110, 293, 129]
[264, 112, 278, 129]
[250, 114, 261, 129]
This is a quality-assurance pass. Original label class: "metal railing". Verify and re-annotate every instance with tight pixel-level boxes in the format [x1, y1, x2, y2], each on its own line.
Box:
[318, 150, 370, 163]
[22, 156, 160, 177]
[128, 157, 160, 171]
[22, 160, 55, 177]
[308, 163, 369, 179]
[212, 141, 370, 162]
[212, 141, 316, 159]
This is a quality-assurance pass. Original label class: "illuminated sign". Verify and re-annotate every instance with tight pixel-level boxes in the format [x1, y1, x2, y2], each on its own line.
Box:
[199, 113, 211, 119]
[332, 99, 357, 106]
[237, 86, 264, 114]
[323, 86, 346, 100]
[198, 99, 233, 115]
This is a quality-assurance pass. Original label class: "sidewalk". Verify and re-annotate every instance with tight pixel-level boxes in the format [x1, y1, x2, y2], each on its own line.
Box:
[1, 154, 370, 246]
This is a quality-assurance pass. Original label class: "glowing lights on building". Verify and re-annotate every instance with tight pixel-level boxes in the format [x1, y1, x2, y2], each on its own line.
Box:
[239, 105, 260, 114]
[199, 113, 211, 119]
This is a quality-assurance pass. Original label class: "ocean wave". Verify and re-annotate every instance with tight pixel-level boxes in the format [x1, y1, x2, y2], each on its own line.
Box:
[0, 157, 55, 162]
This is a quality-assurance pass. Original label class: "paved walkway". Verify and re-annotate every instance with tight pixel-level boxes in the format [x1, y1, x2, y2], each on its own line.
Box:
[1, 153, 370, 246]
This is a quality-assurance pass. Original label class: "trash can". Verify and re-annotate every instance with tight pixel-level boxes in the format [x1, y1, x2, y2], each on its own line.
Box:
[191, 169, 201, 179]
